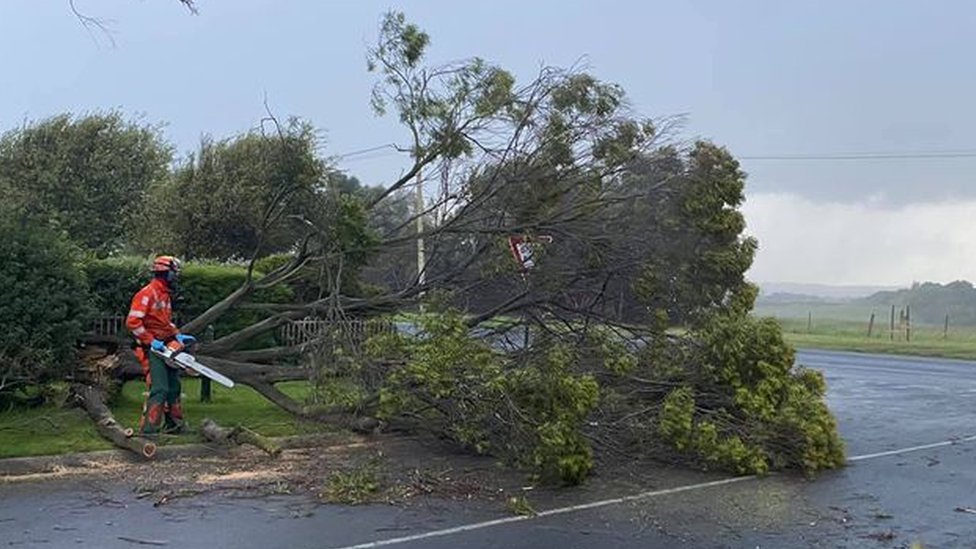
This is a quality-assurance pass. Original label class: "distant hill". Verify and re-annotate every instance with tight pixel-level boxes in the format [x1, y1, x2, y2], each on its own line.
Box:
[858, 280, 976, 326]
[757, 282, 901, 301]
[757, 292, 835, 304]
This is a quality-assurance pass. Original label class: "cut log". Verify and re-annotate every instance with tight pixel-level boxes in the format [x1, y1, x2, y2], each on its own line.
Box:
[200, 418, 281, 457]
[71, 384, 156, 459]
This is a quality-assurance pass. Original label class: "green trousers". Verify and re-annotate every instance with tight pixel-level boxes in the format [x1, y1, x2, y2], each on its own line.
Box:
[141, 352, 184, 435]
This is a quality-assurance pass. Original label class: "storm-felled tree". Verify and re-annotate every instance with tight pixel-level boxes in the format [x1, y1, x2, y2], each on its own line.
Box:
[0, 112, 171, 254]
[77, 12, 843, 480]
[623, 142, 759, 327]
[266, 176, 381, 303]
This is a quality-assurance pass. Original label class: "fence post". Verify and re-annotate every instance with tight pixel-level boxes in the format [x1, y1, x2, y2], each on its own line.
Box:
[867, 312, 875, 338]
[890, 305, 895, 341]
[944, 312, 950, 340]
[200, 324, 214, 403]
[906, 305, 911, 342]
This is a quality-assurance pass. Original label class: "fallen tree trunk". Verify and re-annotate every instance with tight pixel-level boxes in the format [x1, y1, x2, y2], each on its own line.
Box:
[71, 384, 156, 459]
[200, 418, 281, 457]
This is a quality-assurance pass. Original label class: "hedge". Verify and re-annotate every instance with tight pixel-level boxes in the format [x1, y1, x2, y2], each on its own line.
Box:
[83, 257, 293, 343]
[0, 221, 90, 386]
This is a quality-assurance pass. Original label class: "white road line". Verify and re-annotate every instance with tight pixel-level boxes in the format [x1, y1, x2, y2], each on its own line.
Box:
[330, 476, 756, 549]
[847, 434, 976, 462]
[330, 434, 976, 549]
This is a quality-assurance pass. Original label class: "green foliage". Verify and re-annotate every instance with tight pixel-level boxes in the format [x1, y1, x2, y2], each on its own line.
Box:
[368, 11, 516, 159]
[0, 112, 171, 254]
[178, 262, 292, 340]
[140, 119, 324, 260]
[322, 460, 382, 504]
[371, 11, 430, 74]
[632, 142, 758, 327]
[83, 257, 291, 339]
[583, 329, 638, 375]
[657, 387, 768, 474]
[658, 386, 695, 451]
[506, 495, 537, 516]
[370, 311, 599, 484]
[506, 343, 599, 484]
[0, 220, 90, 389]
[371, 311, 505, 448]
[654, 314, 845, 474]
[83, 256, 147, 317]
[283, 185, 381, 300]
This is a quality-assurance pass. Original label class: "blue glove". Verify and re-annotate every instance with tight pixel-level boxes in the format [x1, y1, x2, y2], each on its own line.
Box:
[175, 334, 196, 346]
[150, 339, 166, 352]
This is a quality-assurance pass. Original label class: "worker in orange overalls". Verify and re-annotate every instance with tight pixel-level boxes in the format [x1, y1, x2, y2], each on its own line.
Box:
[126, 256, 196, 435]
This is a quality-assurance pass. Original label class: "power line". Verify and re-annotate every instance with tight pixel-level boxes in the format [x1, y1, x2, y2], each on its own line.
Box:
[334, 142, 976, 164]
[338, 151, 402, 164]
[740, 150, 976, 161]
[335, 143, 398, 160]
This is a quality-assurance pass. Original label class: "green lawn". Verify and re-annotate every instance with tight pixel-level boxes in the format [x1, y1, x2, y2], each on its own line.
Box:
[0, 379, 330, 459]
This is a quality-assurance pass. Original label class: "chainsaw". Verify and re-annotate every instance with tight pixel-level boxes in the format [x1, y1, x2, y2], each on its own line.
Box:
[151, 343, 235, 388]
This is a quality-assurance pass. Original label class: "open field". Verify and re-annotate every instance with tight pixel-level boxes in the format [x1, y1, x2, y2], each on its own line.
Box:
[753, 301, 880, 323]
[755, 302, 976, 361]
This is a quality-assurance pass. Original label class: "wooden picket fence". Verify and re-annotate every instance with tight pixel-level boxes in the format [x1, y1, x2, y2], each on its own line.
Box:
[90, 315, 127, 338]
[90, 314, 395, 353]
[277, 318, 397, 352]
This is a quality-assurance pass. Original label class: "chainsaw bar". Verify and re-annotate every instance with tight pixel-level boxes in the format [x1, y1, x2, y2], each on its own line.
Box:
[151, 348, 235, 388]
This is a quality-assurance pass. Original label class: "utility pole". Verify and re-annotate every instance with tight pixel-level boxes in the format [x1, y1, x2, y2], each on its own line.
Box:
[416, 169, 426, 289]
[439, 158, 451, 226]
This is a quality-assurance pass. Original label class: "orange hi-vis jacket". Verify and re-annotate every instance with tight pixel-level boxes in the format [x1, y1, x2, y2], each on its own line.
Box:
[126, 278, 179, 347]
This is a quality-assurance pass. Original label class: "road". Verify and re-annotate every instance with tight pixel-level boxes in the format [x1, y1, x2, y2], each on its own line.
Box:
[2, 349, 976, 548]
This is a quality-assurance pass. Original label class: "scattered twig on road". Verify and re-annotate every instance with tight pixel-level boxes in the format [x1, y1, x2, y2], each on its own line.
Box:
[117, 536, 169, 546]
[862, 531, 896, 541]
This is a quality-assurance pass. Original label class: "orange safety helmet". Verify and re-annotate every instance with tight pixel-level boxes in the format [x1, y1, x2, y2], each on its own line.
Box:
[151, 255, 183, 277]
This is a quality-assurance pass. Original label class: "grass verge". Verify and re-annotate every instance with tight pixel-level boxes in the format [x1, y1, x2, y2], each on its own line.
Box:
[773, 317, 976, 361]
[0, 379, 327, 459]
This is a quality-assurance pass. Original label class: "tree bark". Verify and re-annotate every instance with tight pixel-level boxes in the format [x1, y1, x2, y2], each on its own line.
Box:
[200, 418, 281, 457]
[71, 384, 156, 459]
[182, 247, 311, 336]
[202, 310, 306, 354]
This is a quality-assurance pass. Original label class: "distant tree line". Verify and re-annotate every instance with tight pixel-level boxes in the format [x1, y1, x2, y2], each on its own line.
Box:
[861, 281, 976, 326]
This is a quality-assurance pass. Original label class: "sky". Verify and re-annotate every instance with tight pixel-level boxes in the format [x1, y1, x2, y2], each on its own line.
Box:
[2, 0, 975, 287]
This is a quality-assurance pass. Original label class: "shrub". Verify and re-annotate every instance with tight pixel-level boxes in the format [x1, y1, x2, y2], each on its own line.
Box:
[0, 221, 90, 392]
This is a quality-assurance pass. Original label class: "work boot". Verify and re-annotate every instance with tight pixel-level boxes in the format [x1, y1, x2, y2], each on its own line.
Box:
[163, 402, 186, 434]
[140, 403, 165, 437]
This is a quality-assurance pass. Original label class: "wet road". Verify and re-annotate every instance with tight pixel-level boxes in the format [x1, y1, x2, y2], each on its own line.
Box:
[3, 349, 976, 548]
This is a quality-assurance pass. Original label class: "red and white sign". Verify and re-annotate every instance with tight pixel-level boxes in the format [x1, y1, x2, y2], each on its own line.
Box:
[508, 235, 553, 271]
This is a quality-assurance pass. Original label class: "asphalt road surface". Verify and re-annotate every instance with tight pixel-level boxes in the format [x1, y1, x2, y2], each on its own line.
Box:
[3, 349, 976, 548]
